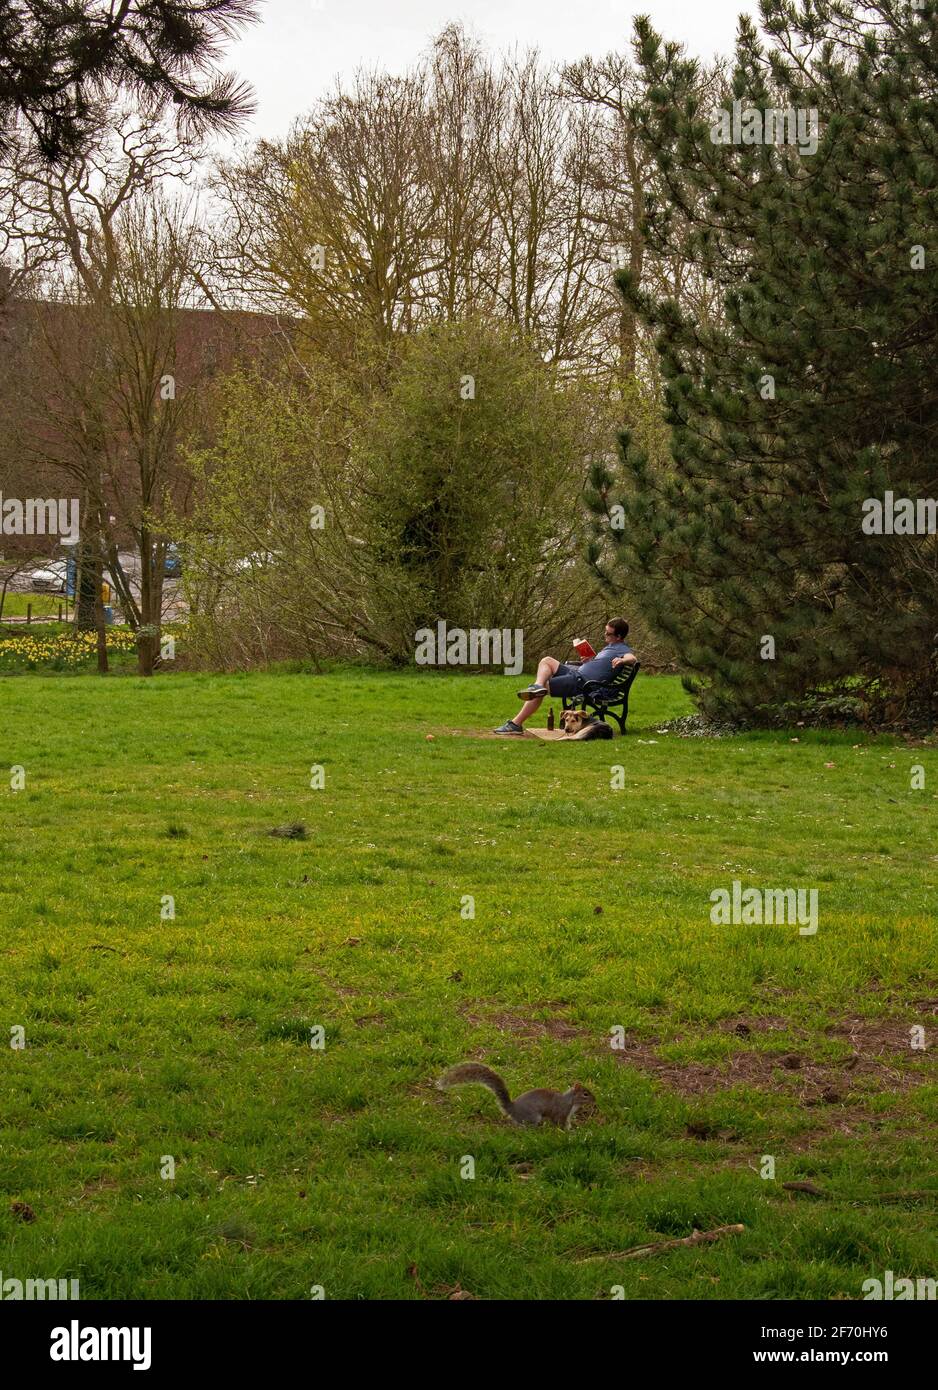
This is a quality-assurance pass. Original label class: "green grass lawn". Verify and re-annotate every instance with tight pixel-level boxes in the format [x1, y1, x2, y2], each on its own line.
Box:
[1, 670, 936, 1300]
[0, 592, 68, 621]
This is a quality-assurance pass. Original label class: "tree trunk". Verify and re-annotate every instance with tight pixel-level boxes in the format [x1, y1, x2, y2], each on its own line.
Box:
[618, 132, 645, 382]
[137, 628, 156, 676]
[94, 566, 108, 674]
[75, 535, 98, 630]
[136, 534, 163, 676]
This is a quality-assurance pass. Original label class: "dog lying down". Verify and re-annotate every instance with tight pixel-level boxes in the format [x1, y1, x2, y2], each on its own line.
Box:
[558, 709, 614, 740]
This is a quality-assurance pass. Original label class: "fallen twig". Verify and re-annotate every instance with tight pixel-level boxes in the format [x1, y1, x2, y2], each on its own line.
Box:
[575, 1223, 745, 1263]
[781, 1183, 938, 1203]
[865, 1190, 937, 1204]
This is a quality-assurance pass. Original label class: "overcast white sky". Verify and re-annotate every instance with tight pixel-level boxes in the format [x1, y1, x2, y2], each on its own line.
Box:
[229, 0, 757, 140]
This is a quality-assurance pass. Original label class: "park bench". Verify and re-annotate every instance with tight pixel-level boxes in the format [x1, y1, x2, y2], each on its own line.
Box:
[560, 659, 641, 735]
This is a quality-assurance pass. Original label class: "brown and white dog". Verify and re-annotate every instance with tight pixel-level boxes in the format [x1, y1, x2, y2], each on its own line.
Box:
[558, 709, 614, 740]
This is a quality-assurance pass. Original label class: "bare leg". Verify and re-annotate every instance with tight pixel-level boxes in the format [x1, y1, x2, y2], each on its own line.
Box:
[534, 656, 561, 687]
[513, 694, 545, 725]
[512, 656, 560, 725]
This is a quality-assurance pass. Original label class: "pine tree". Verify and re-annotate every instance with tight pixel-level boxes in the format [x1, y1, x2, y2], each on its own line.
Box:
[0, 0, 257, 164]
[589, 1, 938, 725]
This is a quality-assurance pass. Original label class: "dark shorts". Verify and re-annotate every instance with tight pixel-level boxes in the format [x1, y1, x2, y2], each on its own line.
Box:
[547, 663, 585, 698]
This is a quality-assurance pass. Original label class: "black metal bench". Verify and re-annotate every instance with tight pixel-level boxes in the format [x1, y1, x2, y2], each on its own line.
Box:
[560, 659, 641, 735]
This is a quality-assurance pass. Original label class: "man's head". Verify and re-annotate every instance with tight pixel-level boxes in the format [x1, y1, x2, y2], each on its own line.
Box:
[605, 618, 629, 642]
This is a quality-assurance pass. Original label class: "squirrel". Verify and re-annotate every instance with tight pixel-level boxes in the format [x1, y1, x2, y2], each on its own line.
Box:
[438, 1062, 597, 1129]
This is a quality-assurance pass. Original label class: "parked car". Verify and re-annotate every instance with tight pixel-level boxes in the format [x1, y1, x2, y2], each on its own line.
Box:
[29, 560, 68, 593]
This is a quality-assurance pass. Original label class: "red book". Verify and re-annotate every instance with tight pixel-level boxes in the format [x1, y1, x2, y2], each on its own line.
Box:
[572, 637, 596, 661]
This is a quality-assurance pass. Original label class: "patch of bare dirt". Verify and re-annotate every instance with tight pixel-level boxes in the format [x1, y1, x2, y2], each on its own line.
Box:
[610, 1014, 934, 1101]
[785, 1112, 922, 1148]
[825, 1017, 920, 1051]
[716, 1016, 792, 1037]
[439, 727, 544, 742]
[457, 1001, 588, 1041]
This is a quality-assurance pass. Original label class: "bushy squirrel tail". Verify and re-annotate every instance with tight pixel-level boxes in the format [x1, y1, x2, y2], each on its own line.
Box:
[438, 1062, 513, 1115]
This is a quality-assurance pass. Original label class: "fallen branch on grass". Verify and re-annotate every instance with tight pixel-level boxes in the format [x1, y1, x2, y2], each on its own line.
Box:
[575, 1223, 745, 1263]
[782, 1183, 937, 1203]
[863, 1190, 937, 1204]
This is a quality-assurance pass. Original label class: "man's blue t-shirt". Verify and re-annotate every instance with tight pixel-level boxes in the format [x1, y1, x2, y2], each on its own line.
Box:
[578, 642, 634, 682]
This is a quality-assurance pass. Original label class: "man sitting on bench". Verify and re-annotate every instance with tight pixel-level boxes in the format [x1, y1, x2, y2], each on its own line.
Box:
[494, 618, 637, 735]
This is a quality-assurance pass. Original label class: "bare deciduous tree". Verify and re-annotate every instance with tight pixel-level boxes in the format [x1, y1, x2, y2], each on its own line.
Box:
[0, 111, 212, 672]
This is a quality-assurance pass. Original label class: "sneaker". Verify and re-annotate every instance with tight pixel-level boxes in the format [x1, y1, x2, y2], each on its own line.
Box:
[493, 720, 525, 735]
[516, 683, 548, 699]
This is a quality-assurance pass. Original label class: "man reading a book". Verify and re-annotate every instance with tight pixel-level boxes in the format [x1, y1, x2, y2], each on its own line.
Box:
[494, 619, 636, 734]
